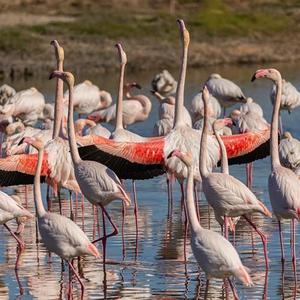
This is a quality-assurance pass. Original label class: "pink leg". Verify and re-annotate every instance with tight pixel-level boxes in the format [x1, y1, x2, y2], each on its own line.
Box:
[4, 224, 25, 250]
[58, 190, 62, 215]
[243, 215, 269, 270]
[246, 163, 250, 188]
[68, 260, 85, 295]
[81, 193, 85, 230]
[69, 191, 74, 221]
[180, 182, 185, 220]
[208, 206, 211, 229]
[291, 219, 297, 283]
[75, 192, 78, 221]
[278, 220, 285, 265]
[92, 205, 97, 240]
[183, 199, 188, 262]
[167, 176, 172, 218]
[122, 201, 126, 259]
[250, 162, 253, 188]
[228, 278, 239, 300]
[132, 180, 139, 257]
[224, 216, 229, 240]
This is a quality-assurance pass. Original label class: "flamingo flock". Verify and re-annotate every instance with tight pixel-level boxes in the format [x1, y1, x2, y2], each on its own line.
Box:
[1, 18, 300, 299]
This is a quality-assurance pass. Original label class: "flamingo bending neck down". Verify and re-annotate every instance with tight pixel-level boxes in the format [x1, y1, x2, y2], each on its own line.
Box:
[168, 149, 253, 297]
[252, 68, 300, 277]
[23, 136, 99, 294]
[200, 86, 271, 269]
[49, 70, 131, 268]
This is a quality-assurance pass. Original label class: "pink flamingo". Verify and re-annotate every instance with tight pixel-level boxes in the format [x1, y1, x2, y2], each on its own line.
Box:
[168, 149, 253, 299]
[49, 70, 131, 269]
[23, 136, 100, 294]
[200, 86, 271, 269]
[252, 68, 300, 278]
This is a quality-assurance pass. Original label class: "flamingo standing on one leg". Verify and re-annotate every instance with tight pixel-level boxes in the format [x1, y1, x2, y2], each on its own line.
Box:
[23, 136, 100, 295]
[49, 71, 131, 270]
[200, 86, 271, 269]
[252, 68, 300, 280]
[168, 149, 253, 299]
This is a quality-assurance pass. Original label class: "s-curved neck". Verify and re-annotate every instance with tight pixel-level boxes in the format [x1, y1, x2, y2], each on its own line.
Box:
[174, 33, 188, 129]
[186, 165, 201, 232]
[214, 127, 229, 174]
[67, 84, 81, 164]
[34, 148, 47, 217]
[271, 78, 282, 169]
[115, 63, 126, 131]
[53, 60, 64, 139]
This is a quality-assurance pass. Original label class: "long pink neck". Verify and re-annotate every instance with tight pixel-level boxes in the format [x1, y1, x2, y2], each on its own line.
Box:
[271, 77, 282, 169]
[115, 63, 126, 131]
[67, 84, 81, 164]
[186, 165, 201, 233]
[214, 126, 229, 174]
[34, 148, 46, 217]
[174, 32, 188, 129]
[199, 95, 209, 178]
[53, 60, 64, 139]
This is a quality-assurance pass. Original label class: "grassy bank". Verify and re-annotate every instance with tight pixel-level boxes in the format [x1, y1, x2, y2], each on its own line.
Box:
[0, 0, 299, 78]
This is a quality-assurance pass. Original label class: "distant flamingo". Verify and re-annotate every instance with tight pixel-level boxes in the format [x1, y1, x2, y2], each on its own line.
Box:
[75, 118, 110, 138]
[279, 131, 300, 175]
[206, 73, 246, 116]
[88, 82, 152, 127]
[151, 69, 177, 97]
[252, 68, 300, 277]
[168, 149, 253, 298]
[240, 97, 263, 117]
[49, 70, 131, 268]
[64, 80, 112, 116]
[23, 136, 100, 294]
[0, 191, 33, 251]
[200, 86, 271, 269]
[0, 84, 16, 105]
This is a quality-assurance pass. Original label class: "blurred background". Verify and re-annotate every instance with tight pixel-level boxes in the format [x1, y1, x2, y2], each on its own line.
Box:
[0, 0, 298, 78]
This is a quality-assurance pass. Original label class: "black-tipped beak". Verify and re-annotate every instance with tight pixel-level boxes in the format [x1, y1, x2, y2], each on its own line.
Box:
[134, 83, 142, 89]
[18, 138, 25, 146]
[251, 74, 257, 82]
[49, 73, 55, 80]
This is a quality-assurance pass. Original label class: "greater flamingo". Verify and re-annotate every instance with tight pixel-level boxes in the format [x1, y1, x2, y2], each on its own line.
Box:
[88, 82, 152, 127]
[23, 136, 100, 294]
[205, 73, 246, 115]
[168, 149, 253, 298]
[151, 69, 177, 97]
[279, 131, 300, 175]
[0, 84, 16, 105]
[77, 20, 271, 182]
[49, 70, 131, 267]
[240, 97, 263, 117]
[75, 118, 111, 138]
[252, 68, 300, 277]
[64, 80, 112, 116]
[200, 86, 271, 269]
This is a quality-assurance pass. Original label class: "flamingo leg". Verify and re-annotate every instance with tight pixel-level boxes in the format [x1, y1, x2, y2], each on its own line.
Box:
[57, 189, 62, 215]
[224, 216, 229, 239]
[121, 201, 126, 260]
[180, 182, 185, 216]
[167, 176, 172, 218]
[249, 162, 253, 188]
[183, 198, 188, 262]
[92, 205, 97, 240]
[204, 279, 210, 299]
[4, 224, 25, 250]
[81, 193, 85, 230]
[132, 179, 139, 256]
[67, 260, 85, 295]
[291, 218, 297, 282]
[69, 191, 74, 221]
[228, 278, 239, 300]
[75, 192, 78, 221]
[243, 215, 269, 270]
[278, 220, 285, 266]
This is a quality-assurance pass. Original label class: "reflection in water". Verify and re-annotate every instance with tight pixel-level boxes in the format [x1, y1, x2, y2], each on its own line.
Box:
[2, 63, 300, 298]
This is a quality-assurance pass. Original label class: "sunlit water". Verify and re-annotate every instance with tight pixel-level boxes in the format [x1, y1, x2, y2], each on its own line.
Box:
[1, 62, 300, 299]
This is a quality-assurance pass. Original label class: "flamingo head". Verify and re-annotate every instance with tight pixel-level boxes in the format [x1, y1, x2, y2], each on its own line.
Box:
[177, 19, 190, 48]
[229, 109, 241, 126]
[22, 136, 44, 150]
[213, 118, 232, 132]
[283, 131, 292, 139]
[167, 149, 193, 167]
[251, 68, 282, 83]
[50, 40, 64, 63]
[87, 112, 101, 123]
[49, 71, 75, 88]
[115, 43, 127, 65]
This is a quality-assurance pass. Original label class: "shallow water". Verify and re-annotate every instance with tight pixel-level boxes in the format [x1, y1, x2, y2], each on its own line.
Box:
[1, 62, 300, 299]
